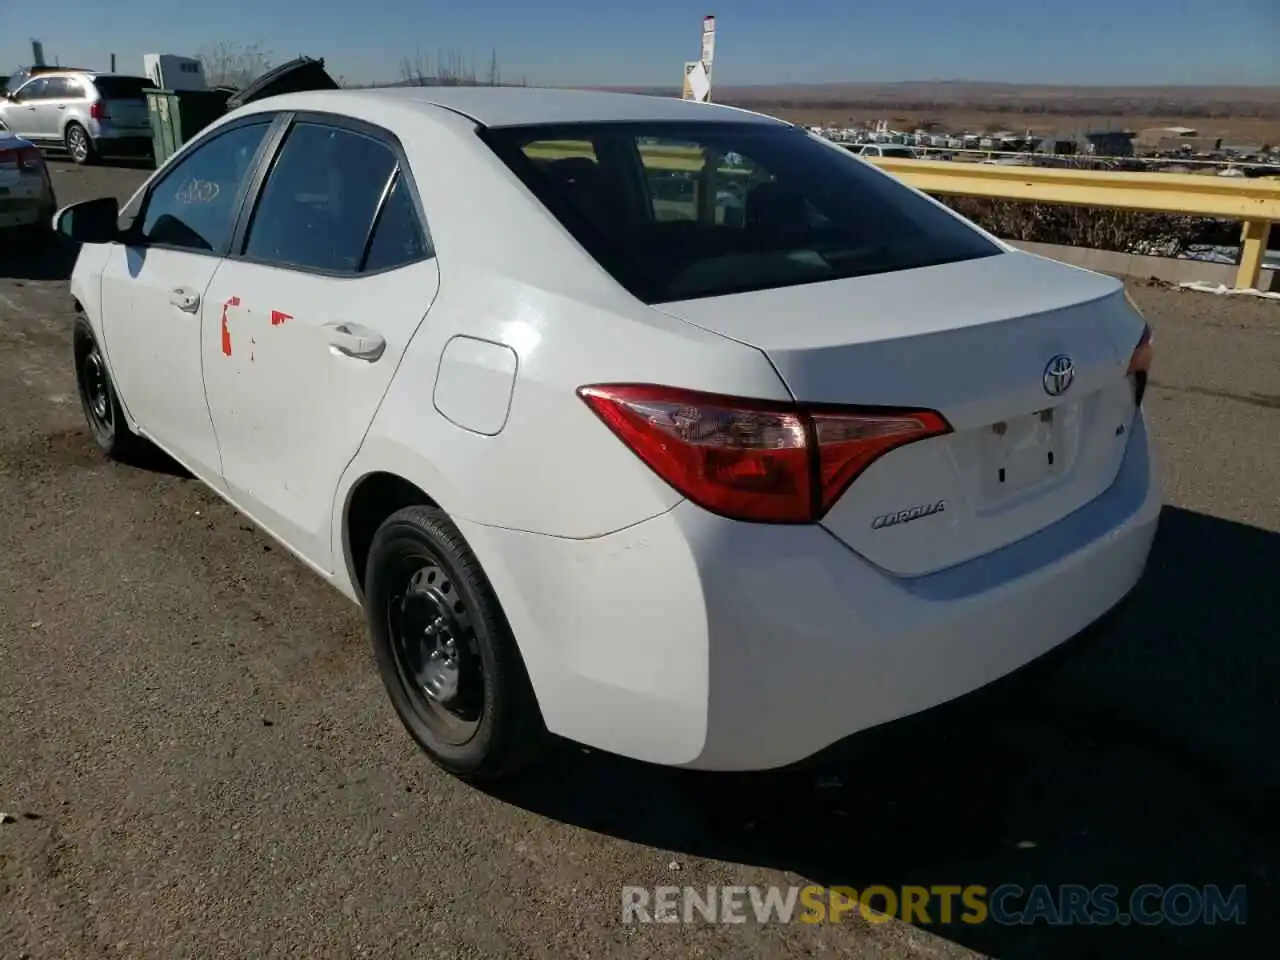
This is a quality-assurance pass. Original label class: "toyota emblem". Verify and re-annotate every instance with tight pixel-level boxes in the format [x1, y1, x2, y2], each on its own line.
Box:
[1042, 355, 1075, 397]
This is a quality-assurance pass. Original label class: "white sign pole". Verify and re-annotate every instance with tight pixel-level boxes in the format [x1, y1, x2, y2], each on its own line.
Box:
[701, 15, 716, 102]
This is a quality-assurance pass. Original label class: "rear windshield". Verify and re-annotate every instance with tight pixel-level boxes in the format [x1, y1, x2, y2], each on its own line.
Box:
[481, 121, 999, 303]
[878, 146, 917, 158]
[93, 77, 155, 100]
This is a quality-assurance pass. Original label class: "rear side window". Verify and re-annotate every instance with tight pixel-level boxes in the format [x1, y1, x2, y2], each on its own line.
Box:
[482, 122, 999, 303]
[92, 77, 154, 100]
[362, 173, 430, 272]
[241, 121, 398, 274]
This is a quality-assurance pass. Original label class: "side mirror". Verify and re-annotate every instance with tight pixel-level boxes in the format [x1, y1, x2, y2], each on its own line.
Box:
[54, 197, 121, 244]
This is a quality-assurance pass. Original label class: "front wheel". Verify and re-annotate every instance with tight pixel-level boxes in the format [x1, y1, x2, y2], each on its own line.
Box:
[364, 505, 547, 781]
[65, 123, 96, 165]
[73, 315, 144, 460]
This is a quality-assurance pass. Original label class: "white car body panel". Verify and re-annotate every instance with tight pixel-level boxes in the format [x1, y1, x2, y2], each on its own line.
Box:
[68, 86, 1162, 771]
[200, 257, 440, 571]
[99, 245, 227, 482]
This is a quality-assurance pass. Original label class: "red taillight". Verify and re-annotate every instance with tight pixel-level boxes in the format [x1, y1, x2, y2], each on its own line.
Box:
[1127, 324, 1153, 406]
[90, 101, 106, 120]
[578, 384, 951, 524]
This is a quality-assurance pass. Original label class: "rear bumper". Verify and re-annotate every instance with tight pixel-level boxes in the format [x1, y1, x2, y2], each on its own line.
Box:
[0, 189, 54, 229]
[459, 412, 1161, 771]
[87, 123, 152, 155]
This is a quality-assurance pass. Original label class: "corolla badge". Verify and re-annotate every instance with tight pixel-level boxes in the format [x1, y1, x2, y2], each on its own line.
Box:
[1043, 354, 1075, 397]
[871, 499, 946, 530]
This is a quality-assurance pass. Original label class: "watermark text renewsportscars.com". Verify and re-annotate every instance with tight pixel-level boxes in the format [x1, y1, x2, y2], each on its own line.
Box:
[622, 884, 1248, 927]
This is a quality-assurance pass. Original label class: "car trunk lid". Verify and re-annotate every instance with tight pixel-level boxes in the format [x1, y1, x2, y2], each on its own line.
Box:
[225, 56, 339, 110]
[655, 250, 1146, 577]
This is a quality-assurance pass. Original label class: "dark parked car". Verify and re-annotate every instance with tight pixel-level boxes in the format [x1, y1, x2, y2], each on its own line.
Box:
[0, 130, 57, 242]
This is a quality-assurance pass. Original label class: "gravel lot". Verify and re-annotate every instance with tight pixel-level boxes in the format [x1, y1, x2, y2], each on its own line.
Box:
[2, 160, 1278, 959]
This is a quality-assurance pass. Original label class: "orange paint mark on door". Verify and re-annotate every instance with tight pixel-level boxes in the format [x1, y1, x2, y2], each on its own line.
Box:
[270, 310, 293, 327]
[220, 296, 242, 356]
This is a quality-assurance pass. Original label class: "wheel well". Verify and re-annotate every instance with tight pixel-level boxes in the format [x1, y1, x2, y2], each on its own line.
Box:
[345, 472, 437, 597]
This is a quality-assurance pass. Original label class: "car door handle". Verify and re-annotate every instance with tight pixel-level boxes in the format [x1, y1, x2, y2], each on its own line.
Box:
[324, 322, 385, 362]
[169, 288, 201, 313]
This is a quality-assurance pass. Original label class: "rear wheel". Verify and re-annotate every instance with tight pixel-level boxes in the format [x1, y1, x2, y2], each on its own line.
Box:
[365, 505, 547, 781]
[73, 315, 143, 460]
[65, 123, 96, 165]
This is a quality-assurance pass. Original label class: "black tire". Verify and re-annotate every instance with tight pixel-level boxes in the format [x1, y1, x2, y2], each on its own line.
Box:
[365, 505, 547, 781]
[73, 315, 144, 460]
[65, 123, 96, 165]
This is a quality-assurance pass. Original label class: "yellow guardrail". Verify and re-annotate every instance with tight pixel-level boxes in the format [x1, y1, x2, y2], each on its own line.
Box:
[856, 143, 1280, 171]
[868, 157, 1279, 289]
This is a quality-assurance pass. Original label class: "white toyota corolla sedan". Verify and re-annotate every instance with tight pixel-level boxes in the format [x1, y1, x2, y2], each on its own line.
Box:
[56, 85, 1160, 781]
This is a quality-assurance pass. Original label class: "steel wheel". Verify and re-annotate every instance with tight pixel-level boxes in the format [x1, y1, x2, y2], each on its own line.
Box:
[365, 504, 547, 779]
[66, 125, 90, 164]
[385, 555, 485, 745]
[79, 342, 113, 435]
[73, 314, 146, 461]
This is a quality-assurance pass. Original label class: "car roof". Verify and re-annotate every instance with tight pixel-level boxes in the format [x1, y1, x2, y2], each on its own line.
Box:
[271, 86, 789, 130]
[16, 71, 148, 83]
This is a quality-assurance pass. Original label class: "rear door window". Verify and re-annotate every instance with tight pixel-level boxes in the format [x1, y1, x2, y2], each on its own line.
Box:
[43, 77, 81, 99]
[59, 76, 89, 99]
[483, 121, 1000, 303]
[361, 173, 430, 272]
[240, 121, 398, 274]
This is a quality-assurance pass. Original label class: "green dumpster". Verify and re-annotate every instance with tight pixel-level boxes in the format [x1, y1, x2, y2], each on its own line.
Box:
[145, 88, 232, 167]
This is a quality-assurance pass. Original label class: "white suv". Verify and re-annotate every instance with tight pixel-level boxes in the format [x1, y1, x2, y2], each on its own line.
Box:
[0, 71, 154, 164]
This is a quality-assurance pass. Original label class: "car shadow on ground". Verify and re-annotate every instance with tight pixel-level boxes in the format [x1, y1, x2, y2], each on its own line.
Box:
[0, 234, 79, 282]
[11, 427, 192, 480]
[121, 441, 192, 479]
[45, 155, 154, 171]
[487, 505, 1277, 959]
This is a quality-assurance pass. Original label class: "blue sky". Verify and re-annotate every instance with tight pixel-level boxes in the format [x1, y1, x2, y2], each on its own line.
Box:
[2, 0, 1277, 88]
